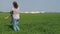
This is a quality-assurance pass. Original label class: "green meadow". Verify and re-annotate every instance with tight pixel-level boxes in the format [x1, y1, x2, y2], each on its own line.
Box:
[0, 13, 60, 34]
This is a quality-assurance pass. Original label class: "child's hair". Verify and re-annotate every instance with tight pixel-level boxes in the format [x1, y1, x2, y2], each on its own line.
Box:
[13, 1, 18, 8]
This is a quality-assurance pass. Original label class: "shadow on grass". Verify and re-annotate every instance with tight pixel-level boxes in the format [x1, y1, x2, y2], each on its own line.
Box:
[5, 25, 14, 31]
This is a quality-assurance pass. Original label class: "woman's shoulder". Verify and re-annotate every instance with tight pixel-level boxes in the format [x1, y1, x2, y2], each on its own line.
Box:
[12, 7, 19, 9]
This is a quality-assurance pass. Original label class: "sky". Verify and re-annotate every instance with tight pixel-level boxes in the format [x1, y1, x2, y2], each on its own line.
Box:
[0, 0, 60, 12]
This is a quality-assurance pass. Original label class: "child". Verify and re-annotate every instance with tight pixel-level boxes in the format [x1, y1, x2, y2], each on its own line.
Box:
[10, 1, 20, 31]
[5, 1, 20, 31]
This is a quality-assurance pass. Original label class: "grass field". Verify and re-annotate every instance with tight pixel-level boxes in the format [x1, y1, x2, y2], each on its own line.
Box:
[0, 13, 60, 34]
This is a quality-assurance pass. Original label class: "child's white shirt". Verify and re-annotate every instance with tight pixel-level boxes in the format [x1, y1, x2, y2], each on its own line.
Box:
[12, 7, 20, 19]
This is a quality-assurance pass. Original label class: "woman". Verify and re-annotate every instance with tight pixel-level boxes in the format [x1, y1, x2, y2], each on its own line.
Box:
[10, 1, 20, 31]
[5, 1, 20, 31]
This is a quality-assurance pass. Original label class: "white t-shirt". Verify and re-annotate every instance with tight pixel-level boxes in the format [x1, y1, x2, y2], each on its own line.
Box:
[12, 7, 20, 19]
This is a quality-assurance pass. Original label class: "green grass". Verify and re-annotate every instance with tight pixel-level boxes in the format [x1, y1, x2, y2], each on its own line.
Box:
[0, 13, 60, 34]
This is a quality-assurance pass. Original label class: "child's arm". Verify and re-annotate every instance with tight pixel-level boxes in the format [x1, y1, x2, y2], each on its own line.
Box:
[4, 11, 11, 19]
[5, 10, 13, 19]
[4, 16, 9, 19]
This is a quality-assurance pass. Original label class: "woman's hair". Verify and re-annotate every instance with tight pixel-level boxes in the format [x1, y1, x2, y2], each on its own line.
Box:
[13, 1, 18, 8]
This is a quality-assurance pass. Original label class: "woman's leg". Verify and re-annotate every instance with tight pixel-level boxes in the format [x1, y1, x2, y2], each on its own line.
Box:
[16, 19, 20, 31]
[12, 19, 20, 31]
[12, 19, 17, 31]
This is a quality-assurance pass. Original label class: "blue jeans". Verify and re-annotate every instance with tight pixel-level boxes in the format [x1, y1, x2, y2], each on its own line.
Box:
[12, 18, 20, 31]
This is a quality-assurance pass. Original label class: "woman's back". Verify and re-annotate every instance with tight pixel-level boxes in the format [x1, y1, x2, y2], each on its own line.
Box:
[12, 7, 20, 19]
